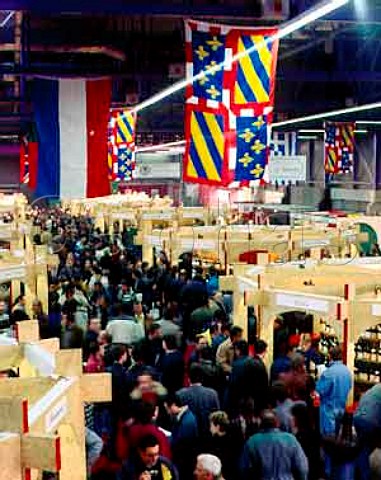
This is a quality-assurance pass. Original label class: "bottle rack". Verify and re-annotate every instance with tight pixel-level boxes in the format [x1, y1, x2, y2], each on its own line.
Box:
[354, 325, 381, 391]
[318, 319, 339, 358]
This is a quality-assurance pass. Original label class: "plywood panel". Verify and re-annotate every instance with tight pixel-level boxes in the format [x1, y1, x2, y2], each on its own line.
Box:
[0, 397, 26, 432]
[81, 373, 111, 403]
[16, 320, 39, 343]
[0, 433, 22, 480]
[21, 434, 61, 471]
[0, 377, 56, 406]
[55, 349, 83, 377]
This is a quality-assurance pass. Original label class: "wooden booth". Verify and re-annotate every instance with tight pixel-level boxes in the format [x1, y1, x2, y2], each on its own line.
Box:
[222, 259, 381, 402]
[0, 321, 111, 480]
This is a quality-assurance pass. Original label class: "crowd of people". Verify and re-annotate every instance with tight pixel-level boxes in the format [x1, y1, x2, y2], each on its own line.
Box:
[1, 206, 381, 480]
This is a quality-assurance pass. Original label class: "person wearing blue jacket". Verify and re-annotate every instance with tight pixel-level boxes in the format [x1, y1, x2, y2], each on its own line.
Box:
[316, 345, 352, 436]
[240, 410, 308, 480]
[354, 383, 381, 480]
[316, 345, 352, 478]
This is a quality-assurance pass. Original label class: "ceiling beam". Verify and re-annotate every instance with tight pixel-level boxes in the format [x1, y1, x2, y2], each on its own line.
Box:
[326, 2, 381, 23]
[0, 0, 263, 16]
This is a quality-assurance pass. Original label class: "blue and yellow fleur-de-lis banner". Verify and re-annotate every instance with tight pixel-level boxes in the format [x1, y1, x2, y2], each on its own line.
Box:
[184, 21, 278, 186]
[183, 106, 227, 186]
[235, 115, 269, 182]
[190, 30, 226, 103]
[109, 109, 137, 181]
[116, 144, 135, 182]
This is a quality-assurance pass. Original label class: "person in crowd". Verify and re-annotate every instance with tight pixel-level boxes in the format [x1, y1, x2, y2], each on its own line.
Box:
[316, 345, 352, 437]
[84, 317, 102, 359]
[206, 266, 219, 298]
[291, 402, 322, 480]
[216, 325, 243, 375]
[161, 335, 184, 394]
[85, 342, 105, 374]
[106, 303, 144, 346]
[354, 383, 381, 480]
[197, 346, 226, 402]
[106, 344, 130, 443]
[271, 381, 297, 433]
[127, 342, 158, 391]
[210, 322, 228, 353]
[119, 434, 178, 480]
[130, 370, 167, 405]
[270, 342, 293, 382]
[157, 305, 182, 348]
[117, 280, 136, 316]
[0, 299, 10, 332]
[98, 330, 114, 368]
[204, 411, 237, 480]
[280, 353, 314, 404]
[177, 364, 220, 436]
[227, 340, 268, 416]
[124, 400, 171, 461]
[165, 393, 199, 480]
[190, 296, 217, 341]
[31, 299, 50, 339]
[11, 295, 29, 322]
[60, 311, 84, 349]
[188, 334, 209, 366]
[143, 323, 164, 369]
[194, 454, 223, 480]
[240, 410, 308, 480]
[85, 427, 104, 475]
[133, 302, 146, 331]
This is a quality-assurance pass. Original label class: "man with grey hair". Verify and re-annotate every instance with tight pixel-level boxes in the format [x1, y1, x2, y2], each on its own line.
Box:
[194, 454, 223, 480]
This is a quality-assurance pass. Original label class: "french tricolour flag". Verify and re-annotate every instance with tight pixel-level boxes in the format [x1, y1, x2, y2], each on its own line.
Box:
[32, 78, 111, 199]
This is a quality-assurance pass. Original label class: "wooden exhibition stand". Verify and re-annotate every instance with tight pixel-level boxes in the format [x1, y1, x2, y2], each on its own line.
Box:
[142, 221, 361, 273]
[0, 321, 111, 480]
[224, 260, 381, 402]
[0, 252, 49, 317]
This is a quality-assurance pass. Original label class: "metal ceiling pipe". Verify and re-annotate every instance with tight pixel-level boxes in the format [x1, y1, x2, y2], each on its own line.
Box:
[0, 43, 126, 61]
[14, 11, 22, 113]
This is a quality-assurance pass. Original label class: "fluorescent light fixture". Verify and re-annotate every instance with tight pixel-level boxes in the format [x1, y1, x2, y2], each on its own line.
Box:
[0, 11, 14, 28]
[273, 102, 381, 128]
[299, 128, 368, 134]
[298, 135, 318, 140]
[136, 140, 186, 153]
[132, 0, 348, 114]
[299, 129, 324, 133]
[357, 121, 381, 125]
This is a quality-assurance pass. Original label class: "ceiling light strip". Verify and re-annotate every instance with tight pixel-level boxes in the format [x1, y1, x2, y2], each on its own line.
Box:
[132, 0, 349, 114]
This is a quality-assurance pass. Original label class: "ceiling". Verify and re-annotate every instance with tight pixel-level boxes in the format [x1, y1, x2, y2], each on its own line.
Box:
[0, 0, 379, 142]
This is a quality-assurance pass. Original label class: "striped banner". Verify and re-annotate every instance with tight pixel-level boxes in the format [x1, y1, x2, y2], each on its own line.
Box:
[183, 105, 228, 186]
[234, 35, 276, 105]
[114, 110, 136, 144]
[110, 109, 137, 181]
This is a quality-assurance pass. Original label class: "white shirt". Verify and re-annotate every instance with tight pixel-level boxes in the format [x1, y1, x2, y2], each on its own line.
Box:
[106, 318, 144, 345]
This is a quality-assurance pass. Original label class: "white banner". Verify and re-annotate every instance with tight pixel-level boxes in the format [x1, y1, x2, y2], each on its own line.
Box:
[268, 155, 307, 183]
[275, 292, 330, 313]
[135, 163, 180, 180]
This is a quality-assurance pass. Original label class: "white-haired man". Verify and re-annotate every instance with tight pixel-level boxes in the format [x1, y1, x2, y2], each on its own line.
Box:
[194, 454, 223, 480]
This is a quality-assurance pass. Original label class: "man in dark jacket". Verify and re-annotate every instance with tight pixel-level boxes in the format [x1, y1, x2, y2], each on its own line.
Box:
[177, 364, 220, 436]
[227, 340, 269, 416]
[119, 433, 178, 480]
[60, 312, 84, 349]
[165, 393, 198, 480]
[161, 335, 185, 394]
